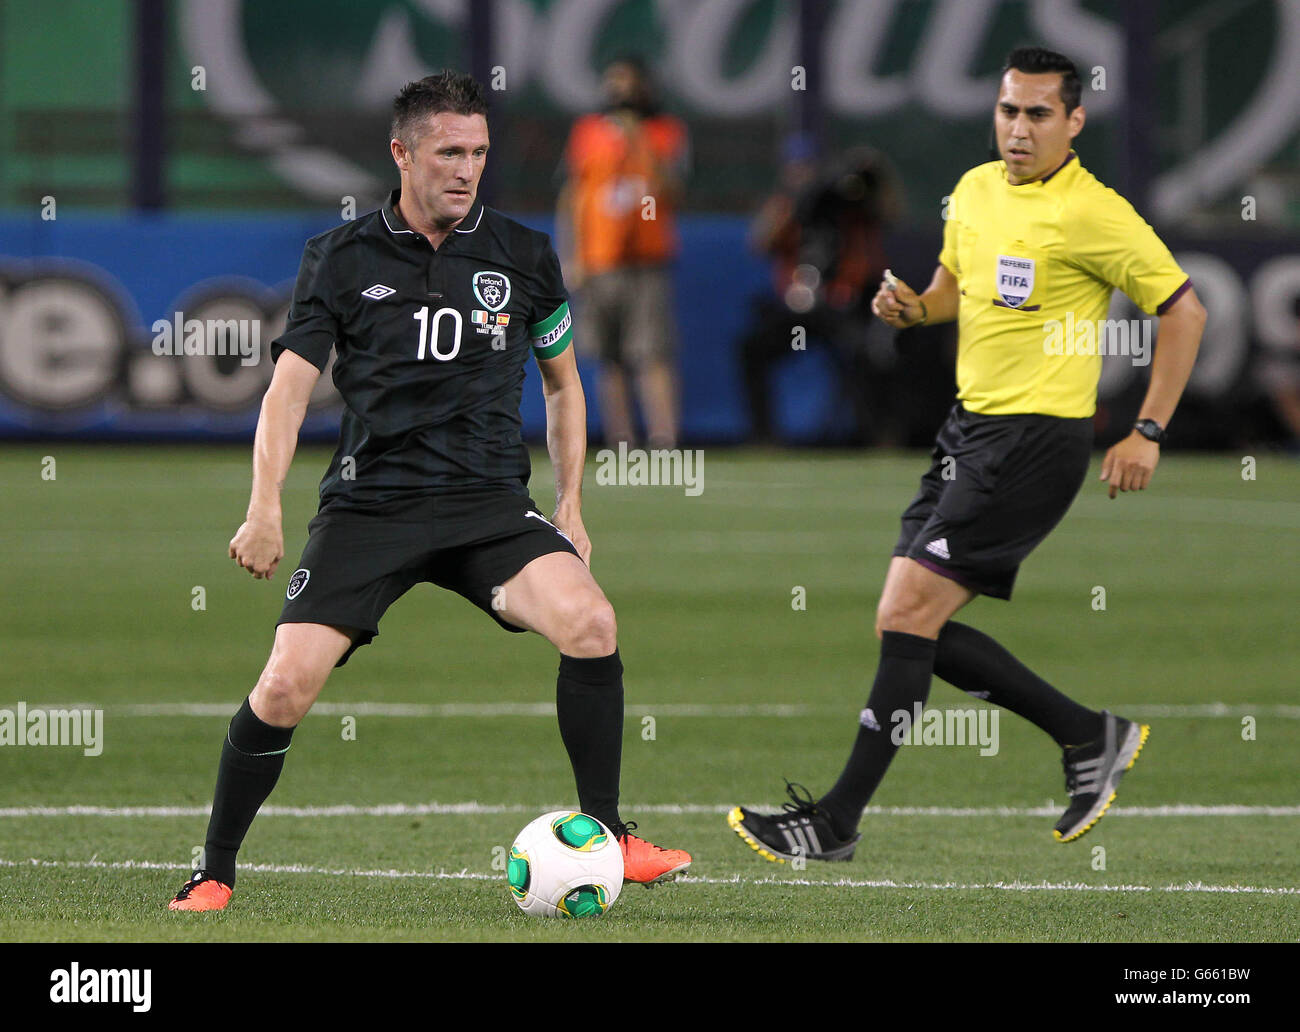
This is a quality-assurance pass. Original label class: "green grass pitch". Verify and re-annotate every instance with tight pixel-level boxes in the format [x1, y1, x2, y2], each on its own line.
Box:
[1, 444, 1297, 942]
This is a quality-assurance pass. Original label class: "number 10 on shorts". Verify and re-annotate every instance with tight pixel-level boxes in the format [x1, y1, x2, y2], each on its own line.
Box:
[414, 306, 463, 361]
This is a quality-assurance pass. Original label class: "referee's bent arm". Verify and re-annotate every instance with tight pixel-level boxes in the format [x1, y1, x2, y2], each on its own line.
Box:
[1099, 286, 1205, 499]
[872, 265, 959, 329]
[1132, 287, 1204, 430]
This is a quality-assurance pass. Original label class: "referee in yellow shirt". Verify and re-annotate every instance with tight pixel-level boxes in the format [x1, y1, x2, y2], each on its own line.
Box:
[730, 47, 1205, 862]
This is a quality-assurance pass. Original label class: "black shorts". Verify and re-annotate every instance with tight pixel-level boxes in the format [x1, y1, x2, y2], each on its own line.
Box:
[893, 404, 1092, 600]
[279, 490, 580, 665]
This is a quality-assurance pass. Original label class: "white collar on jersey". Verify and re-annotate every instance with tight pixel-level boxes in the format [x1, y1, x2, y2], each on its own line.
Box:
[382, 191, 483, 237]
[454, 205, 484, 233]
[380, 206, 415, 235]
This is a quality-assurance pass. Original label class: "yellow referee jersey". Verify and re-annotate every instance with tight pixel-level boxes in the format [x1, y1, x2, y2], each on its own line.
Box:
[938, 151, 1189, 418]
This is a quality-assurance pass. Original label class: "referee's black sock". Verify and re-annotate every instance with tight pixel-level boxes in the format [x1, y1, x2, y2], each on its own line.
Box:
[201, 696, 295, 887]
[934, 621, 1104, 747]
[817, 631, 936, 840]
[556, 650, 623, 833]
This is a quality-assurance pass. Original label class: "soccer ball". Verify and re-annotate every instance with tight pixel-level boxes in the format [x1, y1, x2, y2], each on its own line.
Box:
[507, 811, 624, 918]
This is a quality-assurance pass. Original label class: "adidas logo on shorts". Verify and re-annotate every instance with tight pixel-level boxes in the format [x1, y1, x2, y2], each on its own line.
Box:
[925, 538, 951, 560]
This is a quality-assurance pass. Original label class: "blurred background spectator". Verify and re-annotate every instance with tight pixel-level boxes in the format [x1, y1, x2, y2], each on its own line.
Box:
[1255, 297, 1300, 453]
[556, 55, 689, 449]
[738, 138, 901, 444]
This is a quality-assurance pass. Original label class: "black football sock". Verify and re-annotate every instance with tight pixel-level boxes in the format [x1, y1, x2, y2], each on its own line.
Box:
[201, 696, 295, 887]
[934, 621, 1104, 747]
[817, 631, 937, 840]
[556, 650, 624, 833]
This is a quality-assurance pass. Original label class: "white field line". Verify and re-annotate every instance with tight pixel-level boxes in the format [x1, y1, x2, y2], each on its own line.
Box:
[0, 857, 1295, 896]
[1, 802, 1297, 819]
[15, 702, 811, 718]
[9, 702, 1299, 719]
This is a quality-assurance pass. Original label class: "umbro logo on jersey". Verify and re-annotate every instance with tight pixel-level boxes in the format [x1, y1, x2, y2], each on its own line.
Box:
[361, 284, 396, 300]
[925, 538, 951, 560]
[286, 568, 310, 600]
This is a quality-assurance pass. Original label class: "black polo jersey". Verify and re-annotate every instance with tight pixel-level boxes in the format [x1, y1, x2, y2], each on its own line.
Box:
[270, 188, 574, 509]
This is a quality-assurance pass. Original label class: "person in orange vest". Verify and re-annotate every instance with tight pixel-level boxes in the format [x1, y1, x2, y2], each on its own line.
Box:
[557, 56, 689, 448]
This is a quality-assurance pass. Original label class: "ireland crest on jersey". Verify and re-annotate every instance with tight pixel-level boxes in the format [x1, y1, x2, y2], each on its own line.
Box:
[995, 255, 1035, 308]
[473, 271, 511, 312]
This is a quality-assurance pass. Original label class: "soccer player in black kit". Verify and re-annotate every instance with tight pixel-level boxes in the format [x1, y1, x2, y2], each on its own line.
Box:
[170, 72, 691, 911]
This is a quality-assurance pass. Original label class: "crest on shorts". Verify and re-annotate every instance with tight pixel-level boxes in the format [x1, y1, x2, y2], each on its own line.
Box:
[472, 271, 511, 312]
[286, 568, 310, 600]
[996, 255, 1035, 308]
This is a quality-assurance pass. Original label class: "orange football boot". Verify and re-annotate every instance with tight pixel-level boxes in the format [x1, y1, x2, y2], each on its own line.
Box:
[617, 821, 692, 885]
[168, 871, 233, 911]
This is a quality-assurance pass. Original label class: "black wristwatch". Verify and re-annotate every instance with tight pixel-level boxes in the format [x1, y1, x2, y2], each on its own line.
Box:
[1133, 418, 1166, 443]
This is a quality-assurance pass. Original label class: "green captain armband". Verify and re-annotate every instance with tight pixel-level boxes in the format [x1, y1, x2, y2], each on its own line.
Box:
[528, 302, 573, 360]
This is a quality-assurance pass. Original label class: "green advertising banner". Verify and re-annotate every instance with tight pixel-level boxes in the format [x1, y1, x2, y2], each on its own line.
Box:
[1, 0, 1296, 228]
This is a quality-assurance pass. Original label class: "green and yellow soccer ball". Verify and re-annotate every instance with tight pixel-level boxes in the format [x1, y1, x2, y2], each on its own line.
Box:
[507, 811, 624, 918]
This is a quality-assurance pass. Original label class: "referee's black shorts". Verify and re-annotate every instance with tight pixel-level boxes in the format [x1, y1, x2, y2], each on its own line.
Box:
[893, 403, 1093, 600]
[278, 489, 580, 666]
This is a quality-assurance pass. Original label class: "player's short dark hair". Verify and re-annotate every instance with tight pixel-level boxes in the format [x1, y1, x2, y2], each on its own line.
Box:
[391, 71, 488, 148]
[1002, 46, 1081, 114]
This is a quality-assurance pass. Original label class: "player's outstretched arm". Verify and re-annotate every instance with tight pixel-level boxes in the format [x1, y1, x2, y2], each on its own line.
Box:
[872, 264, 959, 329]
[229, 350, 321, 579]
[537, 345, 592, 564]
[1100, 286, 1206, 499]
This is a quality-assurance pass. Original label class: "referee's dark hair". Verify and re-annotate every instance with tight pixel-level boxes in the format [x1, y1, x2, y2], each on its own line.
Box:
[391, 71, 489, 148]
[1003, 46, 1082, 114]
